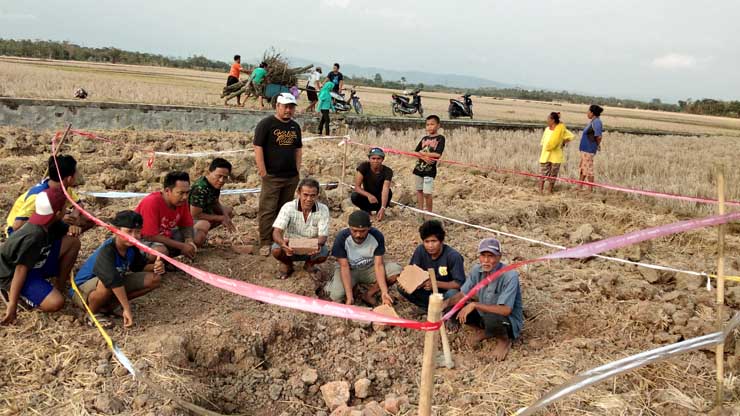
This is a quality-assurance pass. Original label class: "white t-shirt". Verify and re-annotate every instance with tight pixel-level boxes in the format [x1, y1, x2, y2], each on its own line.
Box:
[308, 71, 320, 89]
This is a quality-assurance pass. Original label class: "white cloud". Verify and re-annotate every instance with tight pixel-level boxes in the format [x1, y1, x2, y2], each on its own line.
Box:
[320, 0, 351, 8]
[651, 53, 698, 70]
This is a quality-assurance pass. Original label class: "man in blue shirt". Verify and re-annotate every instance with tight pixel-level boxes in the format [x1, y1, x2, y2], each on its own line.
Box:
[445, 238, 523, 361]
[71, 211, 165, 328]
[399, 220, 465, 310]
[578, 104, 604, 192]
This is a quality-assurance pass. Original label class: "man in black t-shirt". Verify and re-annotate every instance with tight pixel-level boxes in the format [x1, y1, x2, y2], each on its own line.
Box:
[351, 147, 393, 221]
[413, 115, 446, 213]
[326, 63, 344, 94]
[254, 93, 303, 256]
[1, 188, 69, 325]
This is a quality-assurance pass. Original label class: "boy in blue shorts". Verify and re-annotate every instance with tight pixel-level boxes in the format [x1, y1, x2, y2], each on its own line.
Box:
[0, 187, 69, 324]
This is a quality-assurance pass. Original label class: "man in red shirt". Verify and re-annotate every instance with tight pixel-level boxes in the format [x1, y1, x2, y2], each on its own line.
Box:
[134, 171, 197, 259]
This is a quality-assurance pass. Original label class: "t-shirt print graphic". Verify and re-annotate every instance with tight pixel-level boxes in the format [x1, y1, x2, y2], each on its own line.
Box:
[160, 215, 180, 237]
[416, 138, 440, 173]
[273, 128, 298, 146]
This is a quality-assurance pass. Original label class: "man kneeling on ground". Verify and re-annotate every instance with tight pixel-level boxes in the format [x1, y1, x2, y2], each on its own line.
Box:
[321, 210, 401, 305]
[445, 238, 523, 361]
[399, 220, 465, 310]
[135, 171, 197, 259]
[190, 158, 236, 246]
[272, 178, 330, 280]
[71, 211, 165, 328]
[1, 188, 70, 324]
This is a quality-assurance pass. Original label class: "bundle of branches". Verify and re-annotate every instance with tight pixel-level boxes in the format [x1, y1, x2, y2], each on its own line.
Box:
[261, 48, 312, 86]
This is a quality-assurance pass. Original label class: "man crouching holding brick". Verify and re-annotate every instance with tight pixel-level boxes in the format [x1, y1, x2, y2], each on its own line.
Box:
[271, 178, 330, 280]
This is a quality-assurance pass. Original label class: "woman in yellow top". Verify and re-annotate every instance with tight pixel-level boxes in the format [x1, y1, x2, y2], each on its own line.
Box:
[538, 112, 574, 193]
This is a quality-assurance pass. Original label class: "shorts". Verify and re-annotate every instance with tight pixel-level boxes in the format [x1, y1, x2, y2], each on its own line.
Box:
[414, 175, 434, 194]
[539, 162, 561, 183]
[226, 76, 240, 87]
[271, 242, 329, 262]
[72, 272, 149, 309]
[249, 82, 265, 97]
[141, 231, 176, 256]
[306, 86, 318, 102]
[324, 261, 403, 302]
[579, 152, 595, 177]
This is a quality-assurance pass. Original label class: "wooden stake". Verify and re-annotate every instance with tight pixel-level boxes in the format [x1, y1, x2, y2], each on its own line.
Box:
[428, 268, 454, 369]
[341, 135, 349, 192]
[715, 168, 726, 407]
[419, 293, 443, 416]
[43, 123, 72, 178]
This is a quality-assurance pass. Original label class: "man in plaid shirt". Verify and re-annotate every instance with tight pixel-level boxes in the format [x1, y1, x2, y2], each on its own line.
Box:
[271, 178, 330, 280]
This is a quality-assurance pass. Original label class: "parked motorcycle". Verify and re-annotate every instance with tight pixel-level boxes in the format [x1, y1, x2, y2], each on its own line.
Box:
[391, 89, 423, 117]
[448, 94, 473, 119]
[331, 87, 363, 114]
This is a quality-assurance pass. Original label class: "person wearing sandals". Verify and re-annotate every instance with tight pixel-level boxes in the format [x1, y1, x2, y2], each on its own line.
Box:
[1, 188, 69, 325]
[71, 211, 165, 328]
[444, 238, 523, 361]
[271, 178, 330, 280]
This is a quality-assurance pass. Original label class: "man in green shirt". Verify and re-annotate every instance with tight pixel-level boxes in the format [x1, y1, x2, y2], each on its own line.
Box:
[189, 158, 236, 246]
[249, 61, 268, 109]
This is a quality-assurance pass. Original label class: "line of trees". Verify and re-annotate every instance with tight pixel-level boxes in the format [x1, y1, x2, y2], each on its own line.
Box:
[0, 39, 230, 72]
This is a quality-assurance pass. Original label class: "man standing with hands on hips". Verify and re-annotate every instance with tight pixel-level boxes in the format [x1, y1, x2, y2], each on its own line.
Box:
[254, 93, 303, 256]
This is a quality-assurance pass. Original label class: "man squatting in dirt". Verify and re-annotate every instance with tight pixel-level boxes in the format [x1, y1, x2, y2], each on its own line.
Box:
[1, 188, 69, 324]
[351, 147, 393, 222]
[189, 158, 236, 246]
[254, 93, 303, 257]
[135, 171, 198, 260]
[444, 238, 523, 361]
[71, 210, 165, 328]
[271, 178, 330, 280]
[5, 155, 91, 293]
[320, 210, 402, 306]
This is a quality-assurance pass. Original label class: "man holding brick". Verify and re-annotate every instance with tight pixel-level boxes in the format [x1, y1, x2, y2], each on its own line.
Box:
[271, 178, 330, 280]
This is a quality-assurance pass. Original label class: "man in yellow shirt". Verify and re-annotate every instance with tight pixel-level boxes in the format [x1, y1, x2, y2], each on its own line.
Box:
[5, 155, 86, 292]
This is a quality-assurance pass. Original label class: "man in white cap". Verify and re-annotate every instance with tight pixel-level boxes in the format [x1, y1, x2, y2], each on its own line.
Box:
[254, 92, 303, 256]
[444, 237, 523, 361]
[0, 187, 70, 324]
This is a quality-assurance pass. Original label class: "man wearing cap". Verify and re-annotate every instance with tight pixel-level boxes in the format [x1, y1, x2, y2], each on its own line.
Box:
[0, 188, 70, 324]
[254, 92, 303, 256]
[445, 238, 523, 361]
[321, 210, 402, 305]
[351, 147, 393, 221]
[71, 210, 165, 328]
[6, 155, 85, 292]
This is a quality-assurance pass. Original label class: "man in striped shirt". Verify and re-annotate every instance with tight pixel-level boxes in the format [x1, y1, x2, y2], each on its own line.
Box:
[271, 178, 330, 280]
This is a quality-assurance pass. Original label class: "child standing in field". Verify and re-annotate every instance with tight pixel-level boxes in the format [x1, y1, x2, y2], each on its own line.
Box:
[413, 115, 445, 213]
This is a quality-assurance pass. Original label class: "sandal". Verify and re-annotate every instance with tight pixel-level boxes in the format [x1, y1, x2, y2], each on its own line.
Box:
[88, 313, 114, 329]
[276, 264, 294, 280]
[303, 264, 323, 282]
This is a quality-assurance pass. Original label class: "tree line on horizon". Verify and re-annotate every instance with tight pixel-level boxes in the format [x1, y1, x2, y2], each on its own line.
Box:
[2, 39, 739, 119]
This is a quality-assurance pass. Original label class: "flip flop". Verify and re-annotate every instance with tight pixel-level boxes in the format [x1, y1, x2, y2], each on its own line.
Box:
[276, 264, 294, 280]
[88, 313, 114, 329]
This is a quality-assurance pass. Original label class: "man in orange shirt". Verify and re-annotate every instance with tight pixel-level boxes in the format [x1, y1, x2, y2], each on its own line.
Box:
[227, 55, 249, 106]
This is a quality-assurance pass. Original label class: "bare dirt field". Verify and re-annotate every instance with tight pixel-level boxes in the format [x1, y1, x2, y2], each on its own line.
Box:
[3, 56, 740, 137]
[1, 124, 739, 415]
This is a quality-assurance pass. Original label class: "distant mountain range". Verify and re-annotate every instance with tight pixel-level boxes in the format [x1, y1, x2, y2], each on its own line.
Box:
[289, 56, 514, 90]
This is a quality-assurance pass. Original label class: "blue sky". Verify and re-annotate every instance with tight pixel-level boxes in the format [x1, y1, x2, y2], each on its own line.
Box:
[1, 0, 738, 102]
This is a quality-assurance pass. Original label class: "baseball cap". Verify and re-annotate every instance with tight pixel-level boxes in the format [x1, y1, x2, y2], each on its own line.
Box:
[477, 238, 502, 256]
[348, 210, 371, 228]
[29, 187, 67, 226]
[276, 92, 297, 105]
[111, 210, 143, 229]
[368, 147, 386, 159]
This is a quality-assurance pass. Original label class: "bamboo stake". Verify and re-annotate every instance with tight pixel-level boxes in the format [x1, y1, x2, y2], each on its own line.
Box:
[427, 268, 454, 369]
[418, 293, 443, 416]
[715, 168, 726, 407]
[43, 123, 72, 178]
